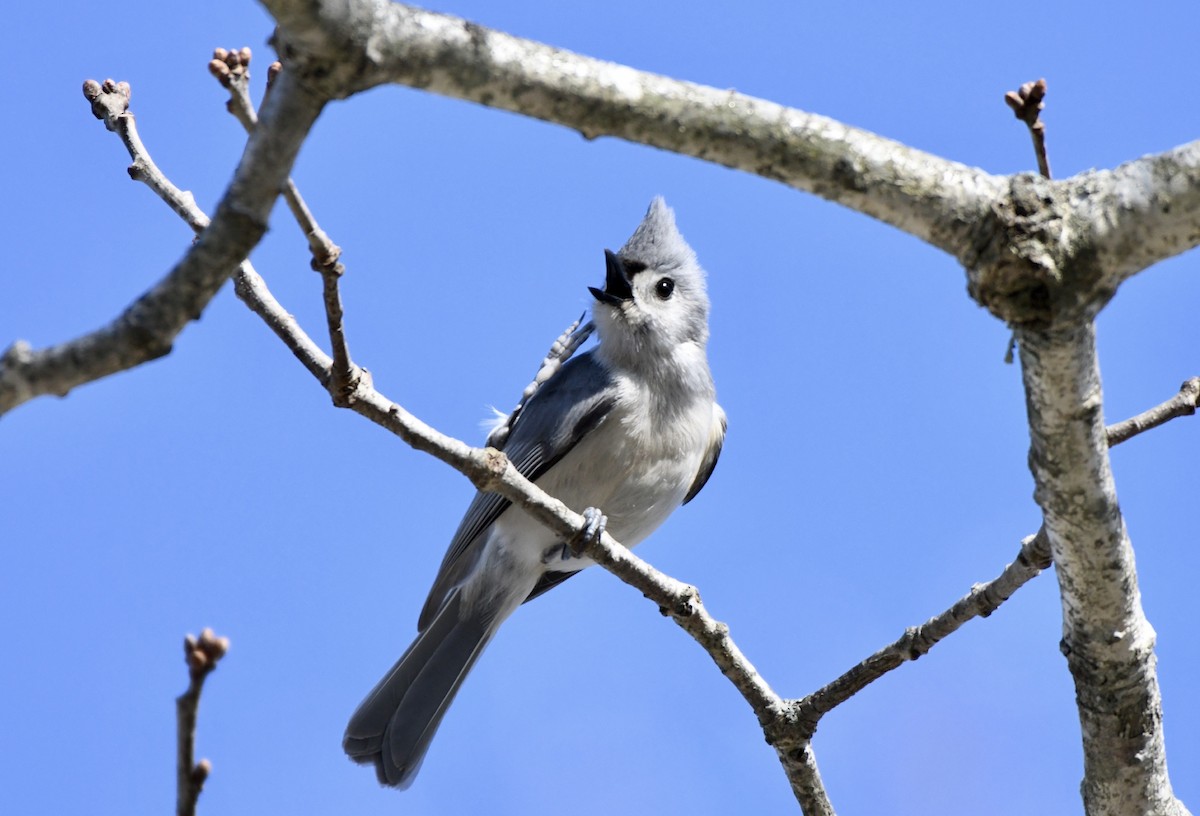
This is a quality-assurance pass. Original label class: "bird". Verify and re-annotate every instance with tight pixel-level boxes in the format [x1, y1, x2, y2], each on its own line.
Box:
[343, 197, 726, 788]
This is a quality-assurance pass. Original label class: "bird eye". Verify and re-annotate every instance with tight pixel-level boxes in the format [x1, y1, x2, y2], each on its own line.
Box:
[655, 278, 675, 300]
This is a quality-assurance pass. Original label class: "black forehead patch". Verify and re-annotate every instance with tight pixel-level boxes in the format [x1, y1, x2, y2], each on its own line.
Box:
[621, 259, 648, 277]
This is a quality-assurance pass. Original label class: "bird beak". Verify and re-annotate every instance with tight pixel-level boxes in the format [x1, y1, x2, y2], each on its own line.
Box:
[589, 250, 634, 307]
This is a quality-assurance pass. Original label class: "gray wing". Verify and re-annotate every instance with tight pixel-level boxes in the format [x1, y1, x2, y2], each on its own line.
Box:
[417, 351, 617, 630]
[683, 403, 727, 505]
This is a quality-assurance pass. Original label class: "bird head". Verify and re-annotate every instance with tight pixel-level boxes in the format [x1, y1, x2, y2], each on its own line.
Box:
[590, 197, 710, 365]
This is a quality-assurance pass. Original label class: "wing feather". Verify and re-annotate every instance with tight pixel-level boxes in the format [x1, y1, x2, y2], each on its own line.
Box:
[417, 352, 617, 629]
[683, 403, 727, 505]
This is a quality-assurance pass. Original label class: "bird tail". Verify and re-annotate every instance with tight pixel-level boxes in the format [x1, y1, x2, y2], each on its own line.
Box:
[343, 589, 493, 788]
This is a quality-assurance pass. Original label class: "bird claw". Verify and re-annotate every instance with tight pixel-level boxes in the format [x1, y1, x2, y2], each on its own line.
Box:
[541, 507, 606, 564]
[569, 506, 608, 559]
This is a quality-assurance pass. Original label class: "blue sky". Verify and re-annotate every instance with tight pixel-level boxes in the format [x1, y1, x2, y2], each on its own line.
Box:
[3, 2, 1198, 814]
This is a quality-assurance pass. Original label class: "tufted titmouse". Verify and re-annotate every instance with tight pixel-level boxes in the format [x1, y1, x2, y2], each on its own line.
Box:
[343, 197, 726, 788]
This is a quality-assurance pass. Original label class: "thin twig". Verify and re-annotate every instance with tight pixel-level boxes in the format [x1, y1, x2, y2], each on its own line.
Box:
[793, 530, 1052, 737]
[85, 80, 207, 233]
[209, 48, 342, 270]
[789, 374, 1200, 737]
[233, 266, 333, 383]
[209, 46, 355, 399]
[176, 628, 229, 816]
[69, 77, 330, 386]
[319, 260, 361, 402]
[1105, 377, 1200, 447]
[0, 64, 325, 417]
[1004, 78, 1052, 179]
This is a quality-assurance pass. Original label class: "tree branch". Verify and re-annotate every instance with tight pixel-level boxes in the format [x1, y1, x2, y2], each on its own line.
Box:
[9, 1, 1198, 416]
[793, 373, 1200, 736]
[1106, 377, 1200, 447]
[0, 65, 326, 417]
[209, 45, 366, 404]
[784, 743, 835, 816]
[176, 628, 229, 816]
[1018, 322, 1188, 816]
[1075, 139, 1200, 290]
[794, 529, 1053, 738]
[262, 0, 1004, 263]
[261, 1, 1200, 325]
[83, 74, 332, 387]
[209, 47, 345, 279]
[235, 237, 1200, 813]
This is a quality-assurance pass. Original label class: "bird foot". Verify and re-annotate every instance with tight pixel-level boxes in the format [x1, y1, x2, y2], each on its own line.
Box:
[569, 507, 607, 557]
[543, 506, 607, 564]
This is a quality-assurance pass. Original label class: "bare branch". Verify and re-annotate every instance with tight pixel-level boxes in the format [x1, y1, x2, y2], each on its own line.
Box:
[1004, 78, 1052, 179]
[176, 628, 229, 816]
[85, 81, 210, 234]
[68, 54, 334, 388]
[81, 40, 1198, 809]
[208, 47, 255, 124]
[263, 0, 1003, 264]
[317, 259, 361, 403]
[260, 1, 1200, 326]
[794, 529, 1052, 738]
[72, 72, 331, 387]
[1018, 322, 1187, 816]
[784, 745, 835, 816]
[1071, 141, 1200, 294]
[0, 67, 327, 416]
[789, 368, 1200, 738]
[778, 371, 1200, 750]
[1107, 377, 1200, 447]
[208, 45, 357, 399]
[209, 47, 344, 271]
[232, 266, 333, 383]
[573, 524, 785, 719]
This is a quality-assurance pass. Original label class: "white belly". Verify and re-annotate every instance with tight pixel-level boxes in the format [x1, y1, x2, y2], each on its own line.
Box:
[461, 374, 715, 621]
